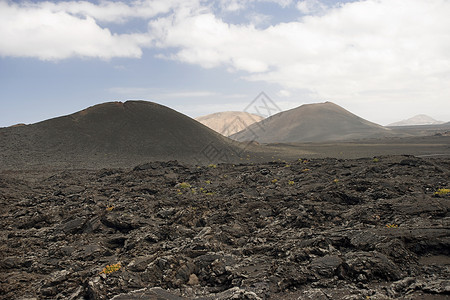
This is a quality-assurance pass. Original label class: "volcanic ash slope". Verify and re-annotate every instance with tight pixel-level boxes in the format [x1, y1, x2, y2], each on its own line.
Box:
[230, 102, 392, 143]
[0, 101, 245, 169]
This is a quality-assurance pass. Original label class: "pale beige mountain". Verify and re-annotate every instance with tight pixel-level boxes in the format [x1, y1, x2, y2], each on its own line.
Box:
[388, 114, 444, 126]
[195, 111, 264, 136]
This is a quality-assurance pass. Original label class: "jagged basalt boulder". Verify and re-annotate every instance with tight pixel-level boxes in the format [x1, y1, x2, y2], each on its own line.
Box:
[342, 251, 403, 281]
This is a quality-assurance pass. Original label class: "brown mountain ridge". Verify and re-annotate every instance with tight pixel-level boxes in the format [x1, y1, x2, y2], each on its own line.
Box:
[230, 102, 392, 143]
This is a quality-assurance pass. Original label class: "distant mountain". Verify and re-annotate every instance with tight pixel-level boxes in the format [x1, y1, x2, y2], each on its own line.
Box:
[0, 101, 245, 169]
[230, 102, 392, 143]
[8, 123, 26, 128]
[388, 114, 444, 126]
[195, 111, 264, 136]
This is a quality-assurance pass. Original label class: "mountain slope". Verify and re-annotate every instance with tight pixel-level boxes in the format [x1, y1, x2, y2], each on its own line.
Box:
[0, 101, 244, 168]
[230, 102, 392, 143]
[388, 114, 444, 126]
[195, 111, 264, 136]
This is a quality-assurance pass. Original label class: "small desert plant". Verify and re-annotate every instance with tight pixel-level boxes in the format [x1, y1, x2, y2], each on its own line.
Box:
[373, 158, 379, 163]
[333, 179, 339, 183]
[205, 180, 211, 184]
[385, 224, 398, 228]
[302, 168, 310, 172]
[208, 164, 217, 168]
[99, 263, 121, 275]
[285, 164, 291, 168]
[271, 179, 278, 184]
[288, 180, 294, 186]
[435, 188, 450, 196]
[200, 188, 214, 195]
[177, 182, 191, 189]
[105, 205, 115, 212]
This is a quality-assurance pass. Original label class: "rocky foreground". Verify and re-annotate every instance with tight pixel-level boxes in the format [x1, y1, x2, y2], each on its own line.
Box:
[1, 156, 449, 299]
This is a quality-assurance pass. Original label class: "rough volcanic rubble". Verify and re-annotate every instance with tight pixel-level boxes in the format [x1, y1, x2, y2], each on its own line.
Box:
[0, 155, 449, 299]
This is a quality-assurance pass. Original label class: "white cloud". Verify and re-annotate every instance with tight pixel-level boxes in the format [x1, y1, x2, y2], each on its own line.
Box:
[149, 13, 275, 72]
[296, 0, 327, 14]
[278, 89, 292, 97]
[217, 0, 246, 12]
[40, 0, 202, 23]
[246, 13, 272, 27]
[1, 0, 450, 120]
[149, 0, 450, 115]
[216, 0, 293, 12]
[0, 1, 151, 60]
[0, 0, 302, 61]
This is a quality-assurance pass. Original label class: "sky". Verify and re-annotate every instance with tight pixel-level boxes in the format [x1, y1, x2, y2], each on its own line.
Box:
[0, 0, 449, 127]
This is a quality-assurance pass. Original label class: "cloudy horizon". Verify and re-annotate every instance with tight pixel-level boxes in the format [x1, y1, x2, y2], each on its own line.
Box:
[1, 0, 449, 127]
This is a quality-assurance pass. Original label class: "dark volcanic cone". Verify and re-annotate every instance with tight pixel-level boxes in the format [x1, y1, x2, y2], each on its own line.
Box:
[0, 101, 243, 169]
[230, 101, 392, 143]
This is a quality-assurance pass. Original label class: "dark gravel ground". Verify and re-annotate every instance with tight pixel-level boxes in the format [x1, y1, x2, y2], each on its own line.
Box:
[1, 155, 449, 299]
